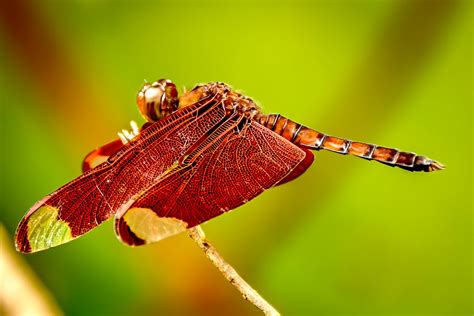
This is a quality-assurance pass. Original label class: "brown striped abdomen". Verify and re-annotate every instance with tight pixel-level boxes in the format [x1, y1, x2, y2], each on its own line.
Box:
[257, 114, 444, 172]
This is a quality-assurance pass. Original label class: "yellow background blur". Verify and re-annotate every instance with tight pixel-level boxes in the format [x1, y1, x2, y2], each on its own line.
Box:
[0, 0, 472, 315]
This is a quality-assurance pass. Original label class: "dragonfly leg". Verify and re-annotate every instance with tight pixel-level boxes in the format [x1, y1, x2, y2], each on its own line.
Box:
[83, 121, 142, 173]
[118, 120, 140, 144]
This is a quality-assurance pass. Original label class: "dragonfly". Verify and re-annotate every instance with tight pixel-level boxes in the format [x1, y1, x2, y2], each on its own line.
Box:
[16, 79, 444, 253]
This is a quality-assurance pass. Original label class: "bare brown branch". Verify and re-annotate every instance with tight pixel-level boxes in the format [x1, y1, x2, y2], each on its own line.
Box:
[188, 226, 280, 316]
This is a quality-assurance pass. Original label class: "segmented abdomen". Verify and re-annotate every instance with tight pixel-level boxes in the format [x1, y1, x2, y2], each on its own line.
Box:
[257, 114, 444, 172]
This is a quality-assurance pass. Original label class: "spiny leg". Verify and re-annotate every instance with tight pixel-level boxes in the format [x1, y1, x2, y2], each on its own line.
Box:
[83, 120, 141, 173]
[118, 120, 140, 144]
[257, 114, 444, 172]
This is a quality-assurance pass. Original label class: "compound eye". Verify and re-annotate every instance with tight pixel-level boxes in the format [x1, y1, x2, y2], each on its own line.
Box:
[137, 79, 178, 122]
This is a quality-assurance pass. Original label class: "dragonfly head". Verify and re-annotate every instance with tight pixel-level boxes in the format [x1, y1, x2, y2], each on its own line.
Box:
[137, 79, 179, 122]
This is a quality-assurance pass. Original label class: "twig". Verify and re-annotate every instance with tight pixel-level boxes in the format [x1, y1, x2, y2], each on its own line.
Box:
[188, 226, 280, 316]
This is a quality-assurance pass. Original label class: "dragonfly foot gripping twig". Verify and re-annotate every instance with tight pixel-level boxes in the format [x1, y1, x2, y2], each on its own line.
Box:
[188, 226, 280, 316]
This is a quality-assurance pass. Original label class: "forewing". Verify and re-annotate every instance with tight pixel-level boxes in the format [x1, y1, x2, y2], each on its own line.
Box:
[16, 96, 225, 253]
[82, 123, 154, 173]
[15, 164, 115, 253]
[82, 138, 124, 172]
[115, 120, 312, 246]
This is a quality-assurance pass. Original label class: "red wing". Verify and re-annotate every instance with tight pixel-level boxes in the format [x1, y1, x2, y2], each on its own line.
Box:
[16, 164, 115, 253]
[82, 138, 124, 172]
[82, 123, 154, 173]
[276, 148, 314, 186]
[15, 95, 225, 253]
[115, 120, 312, 246]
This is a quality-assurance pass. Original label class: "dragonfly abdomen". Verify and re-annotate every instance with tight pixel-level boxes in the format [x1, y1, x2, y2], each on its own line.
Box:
[257, 114, 444, 172]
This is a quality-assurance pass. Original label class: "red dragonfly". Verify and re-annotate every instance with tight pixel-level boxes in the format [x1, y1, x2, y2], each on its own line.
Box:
[16, 79, 444, 253]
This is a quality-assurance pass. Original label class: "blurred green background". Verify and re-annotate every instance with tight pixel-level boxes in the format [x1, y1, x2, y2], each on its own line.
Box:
[0, 0, 472, 315]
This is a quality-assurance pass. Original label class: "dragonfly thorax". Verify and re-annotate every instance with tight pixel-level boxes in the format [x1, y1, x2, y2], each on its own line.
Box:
[207, 82, 261, 118]
[178, 81, 261, 119]
[225, 93, 260, 119]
